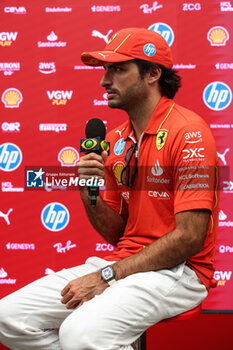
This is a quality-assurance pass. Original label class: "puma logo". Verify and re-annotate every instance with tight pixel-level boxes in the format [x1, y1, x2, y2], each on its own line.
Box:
[92, 29, 113, 44]
[0, 208, 13, 225]
[217, 148, 229, 166]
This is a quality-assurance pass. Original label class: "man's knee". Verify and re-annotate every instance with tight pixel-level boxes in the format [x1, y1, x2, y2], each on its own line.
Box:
[59, 319, 88, 350]
[59, 315, 105, 350]
[0, 297, 15, 338]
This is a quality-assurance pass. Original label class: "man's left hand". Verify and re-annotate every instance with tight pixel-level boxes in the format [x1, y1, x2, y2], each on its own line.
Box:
[60, 271, 108, 309]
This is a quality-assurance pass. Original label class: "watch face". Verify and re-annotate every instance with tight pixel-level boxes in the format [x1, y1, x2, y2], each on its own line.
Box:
[102, 266, 114, 281]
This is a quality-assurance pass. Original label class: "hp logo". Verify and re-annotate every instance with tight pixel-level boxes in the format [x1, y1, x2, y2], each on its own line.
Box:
[114, 138, 126, 155]
[148, 23, 174, 46]
[41, 202, 70, 232]
[203, 82, 232, 111]
[143, 43, 156, 57]
[0, 143, 22, 171]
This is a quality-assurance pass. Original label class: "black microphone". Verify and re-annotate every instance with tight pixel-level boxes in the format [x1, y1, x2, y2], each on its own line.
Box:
[85, 118, 106, 144]
[81, 118, 109, 206]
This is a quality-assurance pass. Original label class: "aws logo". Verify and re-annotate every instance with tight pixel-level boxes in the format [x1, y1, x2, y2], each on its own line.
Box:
[47, 90, 73, 105]
[39, 62, 56, 74]
[0, 32, 18, 46]
[185, 131, 202, 144]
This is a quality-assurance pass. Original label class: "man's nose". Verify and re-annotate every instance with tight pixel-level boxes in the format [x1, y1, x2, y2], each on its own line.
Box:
[100, 71, 112, 87]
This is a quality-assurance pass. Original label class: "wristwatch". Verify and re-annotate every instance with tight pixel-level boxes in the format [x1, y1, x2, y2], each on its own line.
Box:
[101, 265, 116, 286]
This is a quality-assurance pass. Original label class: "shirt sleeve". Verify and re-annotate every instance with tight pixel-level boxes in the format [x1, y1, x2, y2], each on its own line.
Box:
[171, 123, 218, 214]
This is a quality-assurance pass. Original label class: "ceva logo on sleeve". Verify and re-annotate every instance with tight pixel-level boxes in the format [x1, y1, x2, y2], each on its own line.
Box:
[41, 202, 70, 232]
[0, 143, 22, 171]
[148, 23, 174, 46]
[203, 82, 232, 111]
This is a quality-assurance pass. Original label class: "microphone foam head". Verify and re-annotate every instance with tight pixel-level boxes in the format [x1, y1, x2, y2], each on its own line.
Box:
[85, 118, 106, 140]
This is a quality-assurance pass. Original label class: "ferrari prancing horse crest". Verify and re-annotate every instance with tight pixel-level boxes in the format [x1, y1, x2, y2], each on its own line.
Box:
[156, 129, 168, 150]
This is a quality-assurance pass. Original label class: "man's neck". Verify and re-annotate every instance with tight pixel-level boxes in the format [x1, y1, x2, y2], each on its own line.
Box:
[129, 94, 162, 141]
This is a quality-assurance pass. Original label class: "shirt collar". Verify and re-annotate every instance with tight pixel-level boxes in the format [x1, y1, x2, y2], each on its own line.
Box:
[145, 96, 175, 135]
[122, 96, 175, 141]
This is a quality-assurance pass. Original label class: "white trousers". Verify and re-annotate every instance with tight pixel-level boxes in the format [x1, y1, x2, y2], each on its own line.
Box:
[0, 257, 208, 350]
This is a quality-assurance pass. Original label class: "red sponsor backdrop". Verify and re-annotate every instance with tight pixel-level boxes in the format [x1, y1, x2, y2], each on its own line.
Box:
[0, 2, 233, 346]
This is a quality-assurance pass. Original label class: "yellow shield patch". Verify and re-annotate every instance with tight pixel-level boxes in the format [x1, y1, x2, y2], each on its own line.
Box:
[156, 129, 168, 151]
[113, 161, 125, 184]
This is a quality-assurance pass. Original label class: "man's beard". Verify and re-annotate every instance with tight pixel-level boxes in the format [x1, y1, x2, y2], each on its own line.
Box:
[107, 79, 147, 112]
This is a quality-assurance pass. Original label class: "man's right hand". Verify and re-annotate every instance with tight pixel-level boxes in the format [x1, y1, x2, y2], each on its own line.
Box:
[77, 151, 108, 190]
[76, 150, 126, 246]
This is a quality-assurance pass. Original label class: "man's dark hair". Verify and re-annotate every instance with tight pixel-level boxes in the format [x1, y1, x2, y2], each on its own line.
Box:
[133, 59, 182, 99]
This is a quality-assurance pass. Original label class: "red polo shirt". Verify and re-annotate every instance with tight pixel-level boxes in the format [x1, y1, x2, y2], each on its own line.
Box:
[103, 96, 219, 290]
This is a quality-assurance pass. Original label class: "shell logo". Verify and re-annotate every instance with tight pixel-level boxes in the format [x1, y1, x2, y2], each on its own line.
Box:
[1, 88, 23, 108]
[207, 26, 229, 46]
[58, 147, 79, 166]
[112, 161, 125, 184]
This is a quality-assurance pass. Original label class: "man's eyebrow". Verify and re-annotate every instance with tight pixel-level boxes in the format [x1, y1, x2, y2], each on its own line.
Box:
[104, 63, 117, 69]
[104, 62, 125, 69]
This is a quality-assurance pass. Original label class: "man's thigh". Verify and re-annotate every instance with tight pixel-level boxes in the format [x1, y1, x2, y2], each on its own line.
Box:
[59, 263, 207, 349]
[0, 257, 109, 329]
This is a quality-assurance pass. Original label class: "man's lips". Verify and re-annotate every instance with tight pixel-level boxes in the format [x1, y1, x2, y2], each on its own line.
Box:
[106, 90, 118, 99]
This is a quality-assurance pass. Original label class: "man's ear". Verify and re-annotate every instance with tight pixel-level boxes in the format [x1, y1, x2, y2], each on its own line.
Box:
[147, 65, 162, 84]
